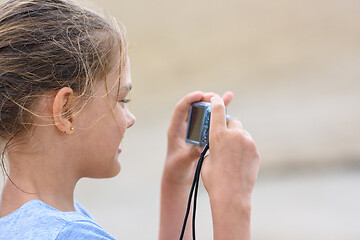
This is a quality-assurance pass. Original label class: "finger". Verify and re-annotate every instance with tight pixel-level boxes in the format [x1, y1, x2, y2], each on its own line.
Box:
[170, 91, 203, 129]
[210, 95, 226, 132]
[222, 91, 234, 106]
[226, 118, 243, 130]
[243, 129, 253, 139]
[199, 91, 233, 105]
[200, 92, 216, 102]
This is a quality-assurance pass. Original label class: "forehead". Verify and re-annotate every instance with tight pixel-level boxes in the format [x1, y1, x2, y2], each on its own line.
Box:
[118, 57, 132, 92]
[100, 51, 130, 91]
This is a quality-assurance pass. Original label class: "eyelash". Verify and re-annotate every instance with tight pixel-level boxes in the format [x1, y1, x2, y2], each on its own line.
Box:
[118, 98, 130, 104]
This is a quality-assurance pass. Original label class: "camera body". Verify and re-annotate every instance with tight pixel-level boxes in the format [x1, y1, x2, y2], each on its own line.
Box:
[186, 102, 230, 147]
[186, 102, 212, 147]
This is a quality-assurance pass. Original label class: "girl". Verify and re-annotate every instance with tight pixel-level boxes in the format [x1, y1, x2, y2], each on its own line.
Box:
[0, 0, 260, 239]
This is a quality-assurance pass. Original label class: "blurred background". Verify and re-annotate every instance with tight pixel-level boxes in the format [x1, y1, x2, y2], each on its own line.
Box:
[26, 0, 360, 239]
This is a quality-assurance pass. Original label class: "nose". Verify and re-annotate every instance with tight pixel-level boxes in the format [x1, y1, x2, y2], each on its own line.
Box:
[127, 111, 136, 128]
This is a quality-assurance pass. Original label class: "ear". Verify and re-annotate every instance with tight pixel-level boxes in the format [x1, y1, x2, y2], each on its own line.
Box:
[53, 87, 74, 135]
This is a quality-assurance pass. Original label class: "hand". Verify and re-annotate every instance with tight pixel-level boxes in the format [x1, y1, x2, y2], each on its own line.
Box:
[163, 91, 233, 186]
[160, 91, 233, 240]
[201, 95, 260, 201]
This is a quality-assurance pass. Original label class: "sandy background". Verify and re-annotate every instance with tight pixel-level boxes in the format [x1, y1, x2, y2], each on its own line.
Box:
[74, 0, 360, 239]
[3, 0, 360, 239]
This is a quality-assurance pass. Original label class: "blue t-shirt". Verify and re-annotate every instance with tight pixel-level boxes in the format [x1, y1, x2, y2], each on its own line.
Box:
[0, 200, 116, 240]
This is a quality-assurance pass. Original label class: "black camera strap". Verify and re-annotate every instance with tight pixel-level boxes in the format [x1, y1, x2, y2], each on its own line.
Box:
[179, 144, 209, 240]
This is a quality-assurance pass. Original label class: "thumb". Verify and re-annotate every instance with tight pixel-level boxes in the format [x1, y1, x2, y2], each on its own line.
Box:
[210, 96, 226, 134]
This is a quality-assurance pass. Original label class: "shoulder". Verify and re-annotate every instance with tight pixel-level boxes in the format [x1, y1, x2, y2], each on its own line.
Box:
[55, 220, 116, 240]
[74, 200, 93, 219]
[0, 200, 116, 240]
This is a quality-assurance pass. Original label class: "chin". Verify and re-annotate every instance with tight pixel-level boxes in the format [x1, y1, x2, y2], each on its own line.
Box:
[104, 158, 122, 178]
[110, 162, 121, 177]
[89, 155, 121, 179]
[92, 165, 120, 179]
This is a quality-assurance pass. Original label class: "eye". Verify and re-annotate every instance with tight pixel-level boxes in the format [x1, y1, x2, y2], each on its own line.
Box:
[117, 98, 131, 104]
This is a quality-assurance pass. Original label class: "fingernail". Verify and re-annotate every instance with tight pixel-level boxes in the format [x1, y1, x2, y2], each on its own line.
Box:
[211, 95, 221, 102]
[210, 96, 219, 103]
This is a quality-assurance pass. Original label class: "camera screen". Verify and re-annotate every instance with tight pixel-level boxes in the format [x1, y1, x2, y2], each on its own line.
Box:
[188, 106, 205, 142]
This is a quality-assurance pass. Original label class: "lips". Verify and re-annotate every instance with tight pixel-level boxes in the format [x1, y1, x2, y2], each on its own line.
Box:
[118, 147, 122, 154]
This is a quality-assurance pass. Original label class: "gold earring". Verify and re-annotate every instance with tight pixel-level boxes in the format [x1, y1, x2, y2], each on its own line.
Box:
[70, 127, 74, 131]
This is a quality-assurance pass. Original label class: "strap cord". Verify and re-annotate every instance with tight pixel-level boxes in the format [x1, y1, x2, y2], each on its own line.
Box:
[179, 144, 209, 240]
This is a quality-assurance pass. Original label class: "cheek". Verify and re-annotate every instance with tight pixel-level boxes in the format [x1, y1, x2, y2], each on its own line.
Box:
[112, 104, 127, 137]
[82, 103, 127, 152]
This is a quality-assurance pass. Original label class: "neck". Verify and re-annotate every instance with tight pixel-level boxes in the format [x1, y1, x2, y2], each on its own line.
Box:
[0, 149, 79, 217]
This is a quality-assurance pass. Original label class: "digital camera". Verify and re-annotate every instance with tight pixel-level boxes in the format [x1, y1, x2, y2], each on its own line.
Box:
[186, 102, 230, 147]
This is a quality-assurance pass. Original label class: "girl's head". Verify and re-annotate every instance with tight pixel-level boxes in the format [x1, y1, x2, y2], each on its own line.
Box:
[0, 0, 135, 179]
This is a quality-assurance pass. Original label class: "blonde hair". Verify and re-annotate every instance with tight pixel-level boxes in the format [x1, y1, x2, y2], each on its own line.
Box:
[0, 0, 127, 177]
